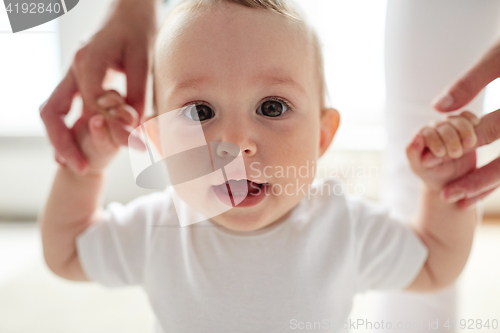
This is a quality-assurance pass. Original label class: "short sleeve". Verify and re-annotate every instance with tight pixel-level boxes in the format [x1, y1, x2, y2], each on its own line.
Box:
[348, 197, 428, 293]
[76, 190, 170, 287]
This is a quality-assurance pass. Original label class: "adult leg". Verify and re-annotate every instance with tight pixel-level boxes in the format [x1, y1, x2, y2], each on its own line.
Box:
[378, 1, 500, 332]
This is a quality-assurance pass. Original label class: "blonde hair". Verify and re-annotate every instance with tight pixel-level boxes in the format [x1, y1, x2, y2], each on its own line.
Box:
[153, 0, 329, 113]
[182, 0, 302, 20]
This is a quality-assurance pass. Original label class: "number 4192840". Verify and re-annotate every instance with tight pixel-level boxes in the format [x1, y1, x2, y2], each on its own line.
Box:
[443, 319, 499, 330]
[6, 2, 62, 14]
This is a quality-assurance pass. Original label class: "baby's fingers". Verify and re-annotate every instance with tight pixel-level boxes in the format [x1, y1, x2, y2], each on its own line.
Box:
[97, 90, 139, 127]
[436, 122, 463, 158]
[422, 126, 446, 158]
[89, 115, 107, 141]
[100, 97, 145, 150]
[107, 115, 146, 151]
[96, 90, 125, 110]
[107, 104, 139, 128]
[459, 110, 481, 127]
[89, 115, 116, 152]
[448, 113, 477, 149]
[406, 133, 426, 172]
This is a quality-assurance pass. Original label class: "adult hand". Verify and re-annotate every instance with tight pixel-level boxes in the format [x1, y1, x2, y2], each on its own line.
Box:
[39, 0, 158, 174]
[432, 39, 500, 207]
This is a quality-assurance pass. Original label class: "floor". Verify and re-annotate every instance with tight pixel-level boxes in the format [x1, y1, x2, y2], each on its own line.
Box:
[0, 220, 499, 332]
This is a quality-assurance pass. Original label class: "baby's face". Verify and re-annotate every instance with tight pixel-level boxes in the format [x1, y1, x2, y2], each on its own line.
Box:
[153, 2, 338, 232]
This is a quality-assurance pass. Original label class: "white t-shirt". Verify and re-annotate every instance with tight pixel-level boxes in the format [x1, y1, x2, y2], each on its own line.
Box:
[76, 178, 428, 333]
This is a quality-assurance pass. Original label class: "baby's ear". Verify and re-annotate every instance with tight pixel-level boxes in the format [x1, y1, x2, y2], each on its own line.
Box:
[319, 108, 340, 157]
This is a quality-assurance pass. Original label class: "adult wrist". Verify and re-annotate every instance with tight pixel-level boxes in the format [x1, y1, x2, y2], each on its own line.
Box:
[113, 0, 158, 25]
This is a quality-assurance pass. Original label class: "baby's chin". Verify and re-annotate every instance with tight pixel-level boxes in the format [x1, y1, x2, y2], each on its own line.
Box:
[209, 201, 295, 233]
[210, 213, 272, 232]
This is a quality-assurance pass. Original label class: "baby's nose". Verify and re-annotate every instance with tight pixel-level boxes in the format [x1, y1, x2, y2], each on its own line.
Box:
[216, 121, 257, 157]
[216, 142, 240, 157]
[214, 140, 256, 157]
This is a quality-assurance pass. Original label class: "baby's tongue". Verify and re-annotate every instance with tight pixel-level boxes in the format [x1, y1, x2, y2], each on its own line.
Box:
[226, 180, 259, 194]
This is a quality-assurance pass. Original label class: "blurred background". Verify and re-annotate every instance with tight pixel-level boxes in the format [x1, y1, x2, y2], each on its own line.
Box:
[1, 0, 500, 332]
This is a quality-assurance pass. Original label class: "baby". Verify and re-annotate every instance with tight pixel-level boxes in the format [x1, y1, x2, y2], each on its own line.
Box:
[40, 0, 482, 332]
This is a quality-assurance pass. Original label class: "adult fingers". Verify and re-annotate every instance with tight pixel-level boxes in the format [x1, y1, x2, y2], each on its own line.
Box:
[72, 46, 107, 115]
[40, 70, 88, 173]
[457, 187, 498, 210]
[432, 41, 500, 112]
[124, 44, 149, 119]
[474, 108, 500, 147]
[442, 157, 500, 201]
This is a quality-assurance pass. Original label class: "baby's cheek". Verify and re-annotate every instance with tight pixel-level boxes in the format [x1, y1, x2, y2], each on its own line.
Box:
[269, 158, 317, 201]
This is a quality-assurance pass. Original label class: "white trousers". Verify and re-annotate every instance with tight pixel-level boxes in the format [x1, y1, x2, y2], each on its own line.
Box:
[375, 1, 500, 332]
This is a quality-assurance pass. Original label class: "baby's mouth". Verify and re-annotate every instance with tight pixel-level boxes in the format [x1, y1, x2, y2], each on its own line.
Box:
[214, 179, 266, 196]
[212, 179, 270, 208]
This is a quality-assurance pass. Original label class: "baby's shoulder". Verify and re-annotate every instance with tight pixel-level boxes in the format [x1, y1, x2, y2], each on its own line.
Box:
[307, 177, 356, 211]
[306, 178, 389, 224]
[102, 188, 173, 226]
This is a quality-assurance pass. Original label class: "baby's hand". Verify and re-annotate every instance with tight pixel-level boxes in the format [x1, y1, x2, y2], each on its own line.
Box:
[63, 90, 142, 175]
[406, 111, 480, 200]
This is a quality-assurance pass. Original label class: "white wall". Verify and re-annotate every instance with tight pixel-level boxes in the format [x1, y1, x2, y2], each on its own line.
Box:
[0, 137, 155, 220]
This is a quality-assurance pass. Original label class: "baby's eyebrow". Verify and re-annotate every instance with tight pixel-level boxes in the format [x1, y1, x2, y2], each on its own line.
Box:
[171, 70, 306, 96]
[257, 73, 306, 96]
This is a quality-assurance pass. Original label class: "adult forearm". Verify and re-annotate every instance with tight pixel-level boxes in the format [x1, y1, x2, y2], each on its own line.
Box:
[39, 167, 105, 274]
[412, 185, 478, 289]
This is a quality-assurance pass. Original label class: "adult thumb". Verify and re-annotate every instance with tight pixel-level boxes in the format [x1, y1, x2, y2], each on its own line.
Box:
[73, 53, 107, 115]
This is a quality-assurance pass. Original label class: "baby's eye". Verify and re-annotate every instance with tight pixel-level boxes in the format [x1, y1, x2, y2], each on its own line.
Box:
[182, 104, 215, 121]
[256, 99, 289, 117]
